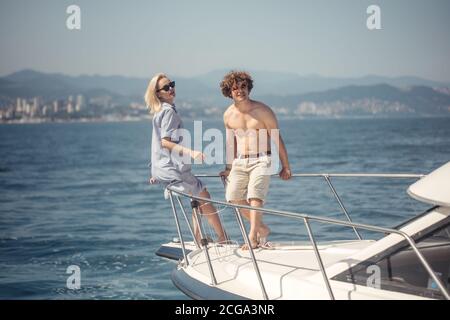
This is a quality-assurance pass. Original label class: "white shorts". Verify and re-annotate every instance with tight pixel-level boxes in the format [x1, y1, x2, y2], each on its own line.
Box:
[226, 155, 272, 203]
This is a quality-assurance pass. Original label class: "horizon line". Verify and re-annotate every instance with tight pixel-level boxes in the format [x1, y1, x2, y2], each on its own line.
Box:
[1, 68, 449, 85]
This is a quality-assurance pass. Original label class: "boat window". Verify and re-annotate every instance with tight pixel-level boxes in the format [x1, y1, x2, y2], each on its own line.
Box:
[332, 220, 450, 299]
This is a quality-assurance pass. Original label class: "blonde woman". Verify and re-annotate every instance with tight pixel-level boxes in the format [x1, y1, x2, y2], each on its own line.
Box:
[145, 73, 226, 243]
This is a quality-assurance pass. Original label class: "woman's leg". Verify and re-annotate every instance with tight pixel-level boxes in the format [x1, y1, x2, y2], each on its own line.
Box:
[197, 189, 227, 243]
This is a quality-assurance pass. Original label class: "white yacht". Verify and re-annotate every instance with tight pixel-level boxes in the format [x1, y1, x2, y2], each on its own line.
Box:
[156, 162, 450, 300]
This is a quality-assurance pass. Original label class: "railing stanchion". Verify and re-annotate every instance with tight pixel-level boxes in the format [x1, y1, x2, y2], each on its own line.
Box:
[168, 190, 189, 266]
[176, 196, 201, 248]
[233, 207, 269, 300]
[191, 200, 218, 286]
[304, 218, 335, 300]
[323, 174, 362, 240]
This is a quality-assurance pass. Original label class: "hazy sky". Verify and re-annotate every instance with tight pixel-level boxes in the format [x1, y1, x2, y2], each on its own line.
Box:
[1, 0, 450, 81]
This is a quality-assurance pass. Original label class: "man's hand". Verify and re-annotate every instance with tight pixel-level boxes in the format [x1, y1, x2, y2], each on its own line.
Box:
[279, 167, 292, 180]
[219, 168, 231, 178]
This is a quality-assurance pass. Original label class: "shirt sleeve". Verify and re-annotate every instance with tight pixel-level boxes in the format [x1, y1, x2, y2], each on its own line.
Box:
[160, 108, 180, 140]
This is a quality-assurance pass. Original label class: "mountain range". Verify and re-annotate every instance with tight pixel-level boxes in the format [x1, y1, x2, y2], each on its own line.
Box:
[1, 69, 449, 116]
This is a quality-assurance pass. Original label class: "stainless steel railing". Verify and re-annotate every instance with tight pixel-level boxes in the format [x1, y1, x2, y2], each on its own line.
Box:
[165, 173, 449, 300]
[198, 173, 425, 241]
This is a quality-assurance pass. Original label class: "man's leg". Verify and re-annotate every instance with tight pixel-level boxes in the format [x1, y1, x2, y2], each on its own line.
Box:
[247, 198, 261, 249]
[232, 199, 258, 249]
[246, 157, 272, 247]
[230, 198, 262, 249]
[232, 199, 269, 248]
[248, 198, 270, 247]
[228, 199, 255, 248]
[226, 161, 255, 247]
[230, 199, 250, 220]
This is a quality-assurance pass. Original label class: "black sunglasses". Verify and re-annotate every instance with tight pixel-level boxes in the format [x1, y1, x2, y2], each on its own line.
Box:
[157, 81, 175, 92]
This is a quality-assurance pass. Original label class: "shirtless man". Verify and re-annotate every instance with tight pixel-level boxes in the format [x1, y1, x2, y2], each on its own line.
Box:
[219, 71, 292, 249]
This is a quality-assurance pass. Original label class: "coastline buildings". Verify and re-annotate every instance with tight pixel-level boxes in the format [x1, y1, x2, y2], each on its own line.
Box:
[0, 94, 150, 123]
[1, 93, 449, 123]
[1, 95, 86, 122]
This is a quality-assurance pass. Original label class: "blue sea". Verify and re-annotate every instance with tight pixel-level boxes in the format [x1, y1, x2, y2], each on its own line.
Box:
[0, 117, 449, 299]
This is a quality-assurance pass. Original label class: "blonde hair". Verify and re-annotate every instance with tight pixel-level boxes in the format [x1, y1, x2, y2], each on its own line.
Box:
[144, 73, 167, 113]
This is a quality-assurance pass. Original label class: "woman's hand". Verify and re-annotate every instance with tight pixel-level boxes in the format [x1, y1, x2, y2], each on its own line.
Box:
[190, 150, 205, 162]
[149, 177, 159, 184]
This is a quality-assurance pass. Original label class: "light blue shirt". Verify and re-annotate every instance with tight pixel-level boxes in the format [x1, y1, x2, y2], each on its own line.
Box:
[150, 102, 191, 182]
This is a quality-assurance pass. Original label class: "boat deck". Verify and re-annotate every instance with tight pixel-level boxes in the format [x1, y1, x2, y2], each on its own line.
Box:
[176, 240, 376, 299]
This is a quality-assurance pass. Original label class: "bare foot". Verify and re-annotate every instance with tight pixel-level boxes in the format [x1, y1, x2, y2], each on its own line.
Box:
[241, 236, 258, 250]
[257, 225, 271, 244]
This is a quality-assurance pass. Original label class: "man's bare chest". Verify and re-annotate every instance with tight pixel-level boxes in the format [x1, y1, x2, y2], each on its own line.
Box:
[227, 112, 266, 130]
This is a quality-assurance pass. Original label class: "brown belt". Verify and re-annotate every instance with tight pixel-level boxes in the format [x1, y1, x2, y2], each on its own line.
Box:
[237, 151, 271, 159]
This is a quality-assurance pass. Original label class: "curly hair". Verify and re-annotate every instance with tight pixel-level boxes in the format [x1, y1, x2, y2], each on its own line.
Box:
[220, 70, 254, 98]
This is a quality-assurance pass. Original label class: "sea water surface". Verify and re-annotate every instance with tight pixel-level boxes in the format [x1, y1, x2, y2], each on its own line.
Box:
[0, 117, 449, 299]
